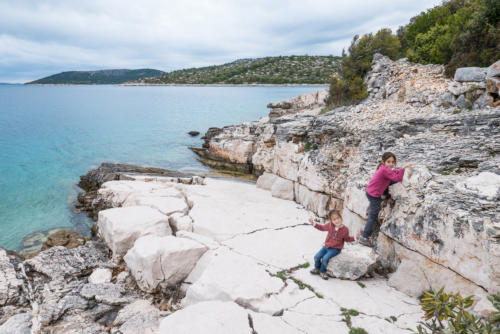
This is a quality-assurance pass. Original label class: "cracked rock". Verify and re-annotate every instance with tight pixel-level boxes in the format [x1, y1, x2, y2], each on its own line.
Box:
[123, 235, 207, 292]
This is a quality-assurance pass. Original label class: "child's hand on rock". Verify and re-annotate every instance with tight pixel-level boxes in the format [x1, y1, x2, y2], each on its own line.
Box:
[356, 229, 361, 239]
[402, 162, 414, 169]
[308, 217, 314, 224]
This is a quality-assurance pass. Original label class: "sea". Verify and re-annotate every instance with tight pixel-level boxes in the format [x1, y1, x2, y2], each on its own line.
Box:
[0, 85, 324, 251]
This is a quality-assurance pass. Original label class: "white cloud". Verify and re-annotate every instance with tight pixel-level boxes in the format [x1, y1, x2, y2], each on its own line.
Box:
[0, 0, 442, 82]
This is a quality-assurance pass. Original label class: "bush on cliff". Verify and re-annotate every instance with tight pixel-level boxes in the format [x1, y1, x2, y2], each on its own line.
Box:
[326, 28, 401, 107]
[415, 288, 500, 334]
[398, 0, 500, 76]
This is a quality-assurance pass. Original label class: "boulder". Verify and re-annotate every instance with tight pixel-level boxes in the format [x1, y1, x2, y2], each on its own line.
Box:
[486, 77, 500, 94]
[255, 172, 278, 191]
[124, 235, 207, 292]
[88, 268, 112, 284]
[270, 176, 295, 200]
[454, 67, 487, 82]
[344, 181, 369, 219]
[486, 59, 500, 78]
[97, 206, 172, 262]
[80, 283, 129, 305]
[113, 299, 160, 334]
[41, 229, 86, 251]
[326, 243, 377, 280]
[455, 94, 471, 109]
[24, 242, 109, 281]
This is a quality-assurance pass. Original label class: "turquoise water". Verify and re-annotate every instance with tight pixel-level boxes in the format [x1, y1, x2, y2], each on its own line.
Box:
[0, 85, 323, 250]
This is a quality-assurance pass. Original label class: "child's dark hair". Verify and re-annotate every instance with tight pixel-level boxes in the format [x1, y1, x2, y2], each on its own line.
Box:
[328, 210, 342, 220]
[376, 152, 397, 170]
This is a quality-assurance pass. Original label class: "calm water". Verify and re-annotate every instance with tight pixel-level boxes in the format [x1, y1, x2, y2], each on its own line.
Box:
[0, 85, 323, 250]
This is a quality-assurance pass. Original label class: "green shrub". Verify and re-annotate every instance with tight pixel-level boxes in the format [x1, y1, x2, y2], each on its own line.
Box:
[414, 288, 500, 333]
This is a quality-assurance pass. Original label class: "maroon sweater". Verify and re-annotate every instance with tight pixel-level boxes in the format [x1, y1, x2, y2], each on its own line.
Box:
[314, 223, 355, 249]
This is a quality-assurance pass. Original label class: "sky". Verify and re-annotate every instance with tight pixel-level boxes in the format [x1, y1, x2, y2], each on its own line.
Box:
[0, 0, 442, 83]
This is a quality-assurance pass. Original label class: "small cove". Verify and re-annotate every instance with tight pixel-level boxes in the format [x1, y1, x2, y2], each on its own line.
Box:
[0, 85, 324, 250]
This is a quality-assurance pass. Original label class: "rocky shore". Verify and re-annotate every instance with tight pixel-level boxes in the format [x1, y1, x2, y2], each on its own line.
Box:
[190, 55, 500, 313]
[1, 55, 499, 333]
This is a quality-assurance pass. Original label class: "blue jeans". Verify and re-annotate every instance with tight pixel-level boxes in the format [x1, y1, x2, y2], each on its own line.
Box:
[362, 191, 382, 239]
[314, 246, 341, 273]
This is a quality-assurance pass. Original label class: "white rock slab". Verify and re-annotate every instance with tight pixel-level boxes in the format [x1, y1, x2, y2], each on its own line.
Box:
[123, 195, 189, 216]
[248, 278, 316, 315]
[97, 206, 172, 262]
[291, 268, 423, 319]
[326, 243, 378, 280]
[88, 268, 112, 284]
[168, 213, 194, 233]
[158, 301, 251, 334]
[222, 225, 323, 270]
[181, 178, 312, 241]
[175, 231, 220, 250]
[351, 315, 414, 334]
[250, 311, 303, 334]
[124, 235, 207, 292]
[341, 208, 366, 237]
[282, 298, 347, 334]
[182, 248, 283, 309]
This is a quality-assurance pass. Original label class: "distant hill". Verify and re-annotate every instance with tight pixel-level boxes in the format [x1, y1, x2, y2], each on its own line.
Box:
[26, 69, 165, 85]
[130, 56, 341, 85]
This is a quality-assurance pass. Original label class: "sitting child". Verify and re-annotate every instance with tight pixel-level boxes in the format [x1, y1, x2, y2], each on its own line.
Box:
[309, 210, 360, 280]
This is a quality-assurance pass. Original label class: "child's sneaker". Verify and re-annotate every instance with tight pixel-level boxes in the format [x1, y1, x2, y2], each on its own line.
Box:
[358, 236, 373, 247]
[310, 268, 320, 275]
[320, 272, 329, 280]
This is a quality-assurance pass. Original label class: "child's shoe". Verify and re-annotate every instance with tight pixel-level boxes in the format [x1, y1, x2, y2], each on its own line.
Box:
[310, 268, 320, 275]
[320, 272, 329, 280]
[358, 236, 373, 247]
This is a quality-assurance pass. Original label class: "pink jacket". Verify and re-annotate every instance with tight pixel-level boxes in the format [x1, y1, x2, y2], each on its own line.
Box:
[366, 165, 405, 198]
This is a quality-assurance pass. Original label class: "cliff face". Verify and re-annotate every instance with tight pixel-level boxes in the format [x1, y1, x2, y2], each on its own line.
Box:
[191, 55, 500, 312]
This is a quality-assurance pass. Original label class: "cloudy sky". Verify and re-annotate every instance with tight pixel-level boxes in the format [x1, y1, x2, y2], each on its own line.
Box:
[0, 0, 442, 83]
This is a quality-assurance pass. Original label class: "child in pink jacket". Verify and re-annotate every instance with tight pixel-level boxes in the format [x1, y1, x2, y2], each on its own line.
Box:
[358, 152, 413, 247]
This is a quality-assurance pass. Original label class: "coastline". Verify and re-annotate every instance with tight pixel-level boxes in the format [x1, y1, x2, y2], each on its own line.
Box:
[22, 83, 329, 87]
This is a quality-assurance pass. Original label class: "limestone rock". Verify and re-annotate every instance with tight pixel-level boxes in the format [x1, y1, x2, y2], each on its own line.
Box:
[123, 194, 189, 216]
[89, 268, 112, 284]
[270, 175, 294, 200]
[486, 59, 500, 78]
[41, 229, 86, 251]
[182, 249, 283, 309]
[455, 172, 500, 201]
[97, 206, 172, 262]
[0, 248, 26, 308]
[80, 283, 129, 305]
[0, 313, 31, 334]
[454, 67, 488, 82]
[124, 235, 207, 292]
[175, 231, 220, 250]
[255, 172, 278, 190]
[24, 242, 109, 281]
[158, 301, 252, 334]
[168, 213, 194, 233]
[456, 94, 471, 109]
[295, 184, 329, 217]
[113, 299, 160, 334]
[326, 243, 377, 280]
